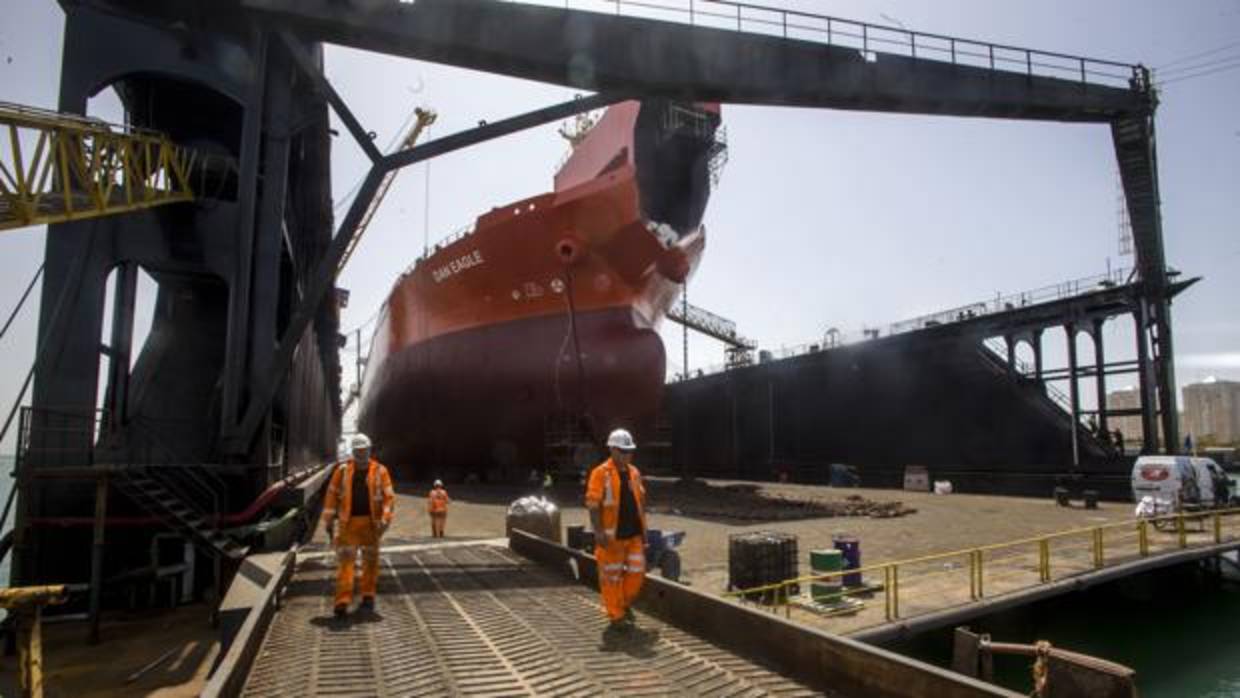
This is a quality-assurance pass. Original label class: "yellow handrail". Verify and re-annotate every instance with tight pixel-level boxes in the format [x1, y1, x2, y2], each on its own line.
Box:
[724, 506, 1240, 625]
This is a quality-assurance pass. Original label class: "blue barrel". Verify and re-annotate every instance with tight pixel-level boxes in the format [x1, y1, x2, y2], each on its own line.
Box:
[833, 535, 862, 587]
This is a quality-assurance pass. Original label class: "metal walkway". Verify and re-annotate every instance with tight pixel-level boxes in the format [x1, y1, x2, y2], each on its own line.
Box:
[0, 101, 199, 232]
[242, 543, 826, 697]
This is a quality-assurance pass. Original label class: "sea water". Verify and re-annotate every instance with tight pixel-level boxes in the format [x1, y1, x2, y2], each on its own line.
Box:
[890, 563, 1240, 697]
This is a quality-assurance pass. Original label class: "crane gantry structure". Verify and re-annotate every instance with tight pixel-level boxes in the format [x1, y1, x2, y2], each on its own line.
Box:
[0, 101, 200, 232]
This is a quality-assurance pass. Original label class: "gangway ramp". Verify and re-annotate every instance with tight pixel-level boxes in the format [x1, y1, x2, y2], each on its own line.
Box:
[215, 535, 1011, 697]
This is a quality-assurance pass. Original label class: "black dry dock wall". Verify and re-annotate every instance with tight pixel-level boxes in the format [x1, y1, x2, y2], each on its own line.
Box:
[663, 334, 1129, 498]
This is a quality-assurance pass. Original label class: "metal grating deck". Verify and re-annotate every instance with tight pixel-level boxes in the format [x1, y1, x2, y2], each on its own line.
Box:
[241, 543, 828, 697]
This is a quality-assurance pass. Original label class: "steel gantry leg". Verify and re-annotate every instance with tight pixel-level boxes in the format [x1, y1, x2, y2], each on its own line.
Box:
[1134, 302, 1160, 454]
[1066, 323, 1080, 469]
[1092, 318, 1108, 437]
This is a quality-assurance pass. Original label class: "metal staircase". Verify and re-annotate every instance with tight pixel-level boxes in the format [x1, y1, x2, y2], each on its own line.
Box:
[89, 415, 248, 561]
[976, 340, 1115, 459]
[116, 472, 246, 560]
[1111, 115, 1159, 254]
[1112, 107, 1179, 452]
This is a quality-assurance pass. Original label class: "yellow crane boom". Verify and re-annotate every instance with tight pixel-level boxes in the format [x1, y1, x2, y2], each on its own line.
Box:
[336, 107, 437, 274]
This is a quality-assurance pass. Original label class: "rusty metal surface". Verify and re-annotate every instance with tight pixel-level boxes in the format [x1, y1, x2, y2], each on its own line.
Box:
[241, 543, 828, 697]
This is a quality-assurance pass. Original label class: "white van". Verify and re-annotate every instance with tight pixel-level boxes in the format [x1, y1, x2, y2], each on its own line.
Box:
[1131, 455, 1226, 511]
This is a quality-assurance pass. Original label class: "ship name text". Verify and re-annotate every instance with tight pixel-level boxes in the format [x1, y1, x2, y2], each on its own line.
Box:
[432, 250, 485, 283]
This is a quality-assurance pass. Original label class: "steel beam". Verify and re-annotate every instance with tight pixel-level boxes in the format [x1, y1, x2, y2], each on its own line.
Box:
[1155, 300, 1181, 453]
[277, 31, 382, 164]
[244, 0, 1148, 121]
[380, 93, 627, 171]
[220, 30, 269, 438]
[1031, 329, 1044, 385]
[1133, 303, 1159, 453]
[1093, 319, 1108, 436]
[102, 263, 137, 429]
[1066, 323, 1080, 468]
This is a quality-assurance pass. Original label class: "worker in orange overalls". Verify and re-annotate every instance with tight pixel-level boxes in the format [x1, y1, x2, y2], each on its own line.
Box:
[585, 428, 647, 631]
[321, 433, 395, 617]
[427, 479, 450, 538]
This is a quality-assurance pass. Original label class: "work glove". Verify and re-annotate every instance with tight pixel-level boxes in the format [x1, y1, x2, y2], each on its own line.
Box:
[325, 521, 335, 542]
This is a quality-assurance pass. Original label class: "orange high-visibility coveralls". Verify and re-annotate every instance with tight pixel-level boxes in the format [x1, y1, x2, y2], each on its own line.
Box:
[322, 458, 395, 606]
[585, 458, 647, 622]
[427, 486, 450, 538]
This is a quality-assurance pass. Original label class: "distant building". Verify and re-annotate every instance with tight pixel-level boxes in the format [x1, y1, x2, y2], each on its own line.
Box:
[1182, 378, 1240, 448]
[1106, 387, 1145, 449]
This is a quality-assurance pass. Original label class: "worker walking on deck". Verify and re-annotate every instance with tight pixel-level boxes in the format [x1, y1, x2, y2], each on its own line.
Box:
[428, 479, 450, 537]
[322, 434, 395, 617]
[586, 428, 647, 630]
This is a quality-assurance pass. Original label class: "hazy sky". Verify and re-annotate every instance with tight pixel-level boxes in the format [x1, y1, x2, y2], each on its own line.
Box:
[2, 0, 1238, 447]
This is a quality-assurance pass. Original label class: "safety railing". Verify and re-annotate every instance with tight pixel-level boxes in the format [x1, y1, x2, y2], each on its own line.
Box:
[502, 1, 1143, 89]
[980, 337, 1076, 416]
[15, 406, 229, 529]
[682, 266, 1134, 380]
[886, 267, 1132, 336]
[14, 406, 106, 470]
[724, 507, 1240, 630]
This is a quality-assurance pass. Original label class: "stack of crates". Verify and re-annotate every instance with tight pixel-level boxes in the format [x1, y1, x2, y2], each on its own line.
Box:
[727, 532, 798, 603]
[809, 549, 844, 604]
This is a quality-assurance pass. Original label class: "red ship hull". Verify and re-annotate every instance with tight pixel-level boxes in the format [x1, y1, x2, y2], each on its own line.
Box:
[358, 100, 723, 480]
[361, 307, 665, 475]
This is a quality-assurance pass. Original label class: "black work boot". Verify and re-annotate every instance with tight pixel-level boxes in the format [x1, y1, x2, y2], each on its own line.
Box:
[360, 597, 375, 612]
[333, 603, 348, 618]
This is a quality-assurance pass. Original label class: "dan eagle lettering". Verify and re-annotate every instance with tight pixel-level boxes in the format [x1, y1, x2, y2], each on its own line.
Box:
[432, 250, 485, 282]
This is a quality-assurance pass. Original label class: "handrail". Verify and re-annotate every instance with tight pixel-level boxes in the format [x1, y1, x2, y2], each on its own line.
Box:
[503, 1, 1142, 89]
[683, 266, 1132, 379]
[24, 460, 335, 528]
[979, 338, 1119, 457]
[888, 267, 1132, 336]
[980, 337, 1075, 415]
[121, 415, 226, 530]
[14, 406, 229, 531]
[724, 506, 1240, 624]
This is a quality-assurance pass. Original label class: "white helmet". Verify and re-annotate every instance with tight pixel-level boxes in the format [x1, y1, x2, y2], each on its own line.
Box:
[434, 479, 444, 488]
[351, 433, 372, 451]
[606, 428, 636, 451]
